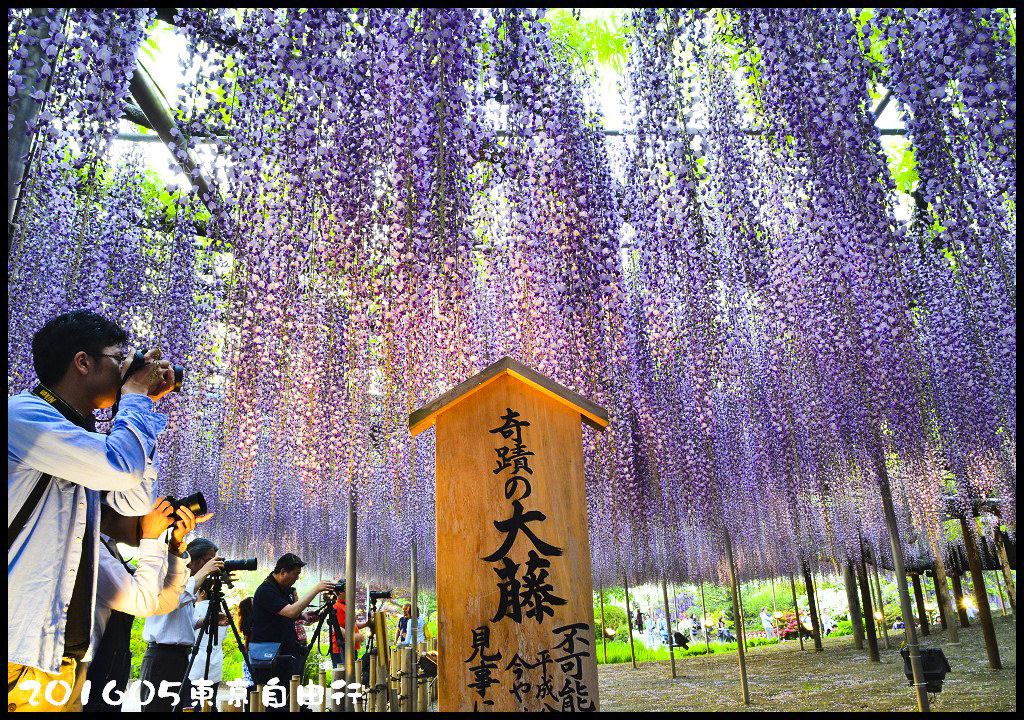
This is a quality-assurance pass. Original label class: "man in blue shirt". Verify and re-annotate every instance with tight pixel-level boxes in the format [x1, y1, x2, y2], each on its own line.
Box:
[8, 310, 177, 711]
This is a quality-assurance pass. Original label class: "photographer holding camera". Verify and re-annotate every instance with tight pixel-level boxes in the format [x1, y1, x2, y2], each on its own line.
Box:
[83, 497, 212, 711]
[252, 554, 335, 709]
[8, 311, 178, 712]
[139, 538, 224, 712]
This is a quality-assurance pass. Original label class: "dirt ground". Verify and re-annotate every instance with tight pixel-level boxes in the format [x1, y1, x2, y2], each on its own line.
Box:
[597, 614, 1016, 712]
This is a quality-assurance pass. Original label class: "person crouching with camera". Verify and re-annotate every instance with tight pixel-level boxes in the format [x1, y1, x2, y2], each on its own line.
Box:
[84, 497, 212, 711]
[138, 537, 223, 712]
[251, 554, 334, 711]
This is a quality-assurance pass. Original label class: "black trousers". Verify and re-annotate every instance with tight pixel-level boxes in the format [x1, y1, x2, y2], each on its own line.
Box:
[139, 643, 192, 712]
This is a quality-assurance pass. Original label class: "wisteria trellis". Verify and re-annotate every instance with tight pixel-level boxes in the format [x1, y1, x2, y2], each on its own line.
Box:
[7, 8, 1015, 591]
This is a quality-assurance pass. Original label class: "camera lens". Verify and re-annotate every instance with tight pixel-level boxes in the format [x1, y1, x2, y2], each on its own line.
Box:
[223, 557, 258, 572]
[168, 491, 207, 516]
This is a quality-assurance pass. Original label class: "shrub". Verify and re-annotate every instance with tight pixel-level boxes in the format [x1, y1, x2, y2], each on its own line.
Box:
[594, 604, 628, 643]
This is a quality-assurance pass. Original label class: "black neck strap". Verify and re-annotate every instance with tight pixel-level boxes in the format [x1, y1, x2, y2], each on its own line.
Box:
[32, 383, 97, 433]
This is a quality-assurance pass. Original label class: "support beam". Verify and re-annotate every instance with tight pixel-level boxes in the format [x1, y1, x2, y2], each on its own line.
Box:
[872, 445, 929, 711]
[802, 562, 823, 651]
[843, 559, 865, 650]
[623, 573, 637, 670]
[951, 572, 970, 628]
[661, 576, 677, 679]
[408, 539, 419, 712]
[789, 573, 804, 652]
[344, 487, 357, 712]
[871, 561, 891, 649]
[128, 58, 219, 213]
[724, 531, 750, 705]
[857, 553, 881, 662]
[960, 517, 1001, 669]
[911, 573, 930, 636]
[8, 9, 67, 253]
[699, 581, 710, 655]
[598, 584, 608, 665]
[993, 528, 1016, 616]
[929, 532, 959, 643]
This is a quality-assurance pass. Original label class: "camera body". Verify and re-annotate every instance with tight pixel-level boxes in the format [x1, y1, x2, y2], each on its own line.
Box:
[123, 349, 184, 392]
[370, 590, 393, 601]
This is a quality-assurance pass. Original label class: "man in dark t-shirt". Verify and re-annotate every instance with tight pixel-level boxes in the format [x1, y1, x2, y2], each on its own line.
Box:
[251, 554, 333, 708]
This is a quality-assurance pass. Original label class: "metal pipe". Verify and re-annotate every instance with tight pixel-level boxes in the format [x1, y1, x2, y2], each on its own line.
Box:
[345, 486, 357, 712]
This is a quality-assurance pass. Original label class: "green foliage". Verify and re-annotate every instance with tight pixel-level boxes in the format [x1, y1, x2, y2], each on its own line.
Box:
[833, 619, 854, 637]
[543, 10, 630, 74]
[593, 603, 628, 641]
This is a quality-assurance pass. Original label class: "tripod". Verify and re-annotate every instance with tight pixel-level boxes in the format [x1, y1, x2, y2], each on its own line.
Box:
[172, 574, 256, 712]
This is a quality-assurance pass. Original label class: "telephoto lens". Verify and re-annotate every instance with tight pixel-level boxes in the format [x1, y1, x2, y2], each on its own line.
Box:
[223, 557, 258, 572]
[166, 491, 207, 516]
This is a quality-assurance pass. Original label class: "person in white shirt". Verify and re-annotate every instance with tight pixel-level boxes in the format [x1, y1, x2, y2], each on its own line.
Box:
[139, 537, 223, 712]
[83, 496, 211, 711]
[760, 607, 775, 639]
[8, 311, 178, 712]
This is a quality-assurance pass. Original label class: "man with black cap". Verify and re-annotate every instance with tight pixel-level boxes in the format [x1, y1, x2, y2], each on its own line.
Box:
[251, 554, 333, 705]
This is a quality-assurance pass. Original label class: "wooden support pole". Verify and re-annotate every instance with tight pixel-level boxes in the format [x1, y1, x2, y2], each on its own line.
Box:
[249, 688, 260, 713]
[960, 516, 1002, 669]
[623, 572, 637, 669]
[929, 532, 959, 643]
[993, 528, 1016, 615]
[289, 675, 300, 712]
[598, 583, 608, 664]
[911, 573, 930, 636]
[857, 553, 880, 662]
[789, 573, 804, 651]
[871, 562, 890, 649]
[951, 571, 970, 627]
[843, 559, 865, 650]
[724, 530, 750, 705]
[802, 562, 823, 651]
[344, 487, 357, 712]
[661, 576, 677, 678]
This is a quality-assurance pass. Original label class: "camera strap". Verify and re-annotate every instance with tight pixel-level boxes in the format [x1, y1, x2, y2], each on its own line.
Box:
[8, 385, 98, 550]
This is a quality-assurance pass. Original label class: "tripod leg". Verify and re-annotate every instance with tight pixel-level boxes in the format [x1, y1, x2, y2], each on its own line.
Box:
[219, 597, 259, 686]
[174, 623, 207, 712]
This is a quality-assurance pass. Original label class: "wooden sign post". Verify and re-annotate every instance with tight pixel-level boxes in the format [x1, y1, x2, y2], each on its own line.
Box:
[410, 357, 608, 712]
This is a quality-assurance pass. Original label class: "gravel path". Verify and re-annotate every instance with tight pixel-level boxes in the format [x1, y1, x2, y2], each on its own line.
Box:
[597, 615, 1016, 712]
